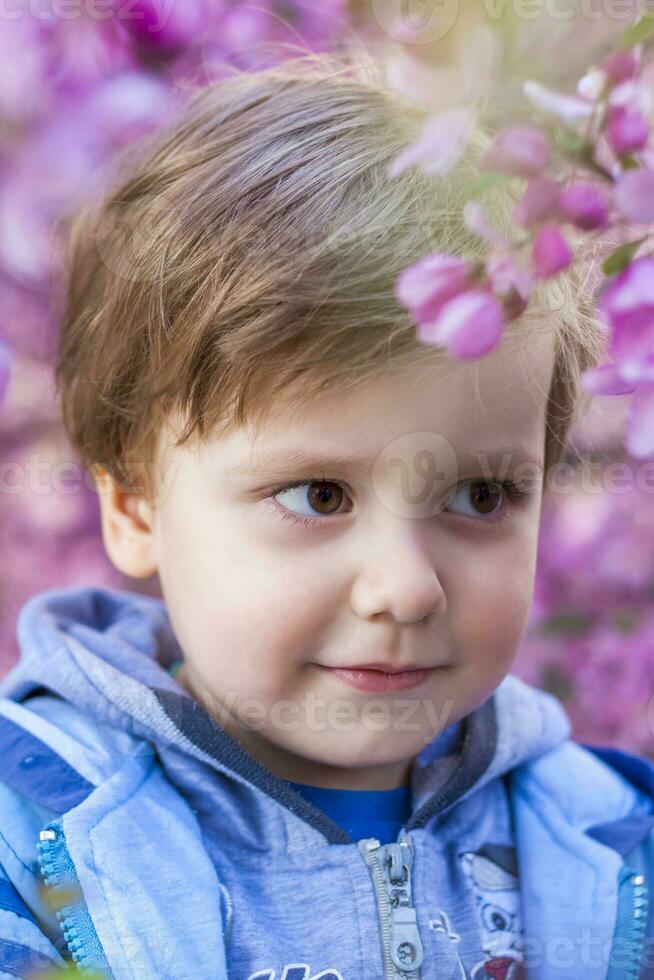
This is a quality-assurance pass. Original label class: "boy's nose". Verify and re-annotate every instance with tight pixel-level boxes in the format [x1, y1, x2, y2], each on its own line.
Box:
[349, 524, 446, 625]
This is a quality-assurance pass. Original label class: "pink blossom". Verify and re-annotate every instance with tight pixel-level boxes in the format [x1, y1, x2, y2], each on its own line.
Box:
[0, 341, 11, 404]
[86, 72, 172, 146]
[45, 17, 138, 87]
[394, 253, 472, 322]
[514, 176, 561, 228]
[289, 1, 350, 46]
[387, 108, 476, 178]
[416, 289, 505, 359]
[605, 105, 649, 157]
[119, 0, 208, 51]
[614, 167, 654, 222]
[515, 451, 654, 751]
[0, 16, 51, 123]
[558, 182, 610, 230]
[581, 363, 637, 396]
[598, 256, 654, 384]
[625, 384, 654, 457]
[531, 224, 573, 279]
[216, 6, 285, 56]
[599, 255, 654, 334]
[601, 49, 641, 86]
[480, 126, 549, 178]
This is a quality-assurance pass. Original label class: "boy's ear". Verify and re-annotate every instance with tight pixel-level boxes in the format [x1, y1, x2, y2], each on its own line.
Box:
[93, 466, 158, 579]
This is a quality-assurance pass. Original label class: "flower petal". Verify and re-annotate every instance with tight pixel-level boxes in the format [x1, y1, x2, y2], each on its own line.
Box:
[625, 384, 654, 457]
[614, 168, 654, 223]
[463, 201, 509, 246]
[532, 224, 573, 279]
[581, 363, 638, 396]
[395, 253, 472, 321]
[523, 80, 596, 124]
[0, 341, 11, 405]
[605, 105, 649, 157]
[417, 289, 505, 359]
[514, 176, 562, 228]
[388, 107, 476, 178]
[480, 126, 549, 178]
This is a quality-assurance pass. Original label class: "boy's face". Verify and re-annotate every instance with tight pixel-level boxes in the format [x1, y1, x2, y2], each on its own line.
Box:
[98, 331, 555, 790]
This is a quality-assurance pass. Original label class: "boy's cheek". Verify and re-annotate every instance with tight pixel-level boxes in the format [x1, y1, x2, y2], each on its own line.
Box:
[454, 581, 534, 665]
[466, 530, 538, 619]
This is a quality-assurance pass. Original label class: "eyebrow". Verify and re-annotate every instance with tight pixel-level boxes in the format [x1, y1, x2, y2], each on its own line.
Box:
[227, 445, 543, 478]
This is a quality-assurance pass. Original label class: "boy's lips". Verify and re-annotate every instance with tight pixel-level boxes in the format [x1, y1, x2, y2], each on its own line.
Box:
[315, 663, 445, 693]
[335, 661, 429, 674]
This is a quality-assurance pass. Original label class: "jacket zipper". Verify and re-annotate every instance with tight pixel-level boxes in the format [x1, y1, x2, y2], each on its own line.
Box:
[606, 866, 648, 980]
[358, 831, 424, 979]
[37, 817, 110, 976]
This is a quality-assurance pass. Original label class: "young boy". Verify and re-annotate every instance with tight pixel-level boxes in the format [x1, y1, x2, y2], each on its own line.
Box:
[0, 50, 653, 980]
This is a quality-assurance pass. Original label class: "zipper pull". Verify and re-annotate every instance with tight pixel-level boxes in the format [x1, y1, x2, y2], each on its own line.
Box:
[386, 835, 424, 973]
[390, 905, 423, 973]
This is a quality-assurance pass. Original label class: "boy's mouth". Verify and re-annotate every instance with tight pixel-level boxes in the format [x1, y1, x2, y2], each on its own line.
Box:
[339, 661, 428, 673]
[315, 663, 440, 693]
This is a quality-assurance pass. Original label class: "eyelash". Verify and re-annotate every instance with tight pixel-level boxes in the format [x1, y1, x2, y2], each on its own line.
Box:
[263, 474, 534, 530]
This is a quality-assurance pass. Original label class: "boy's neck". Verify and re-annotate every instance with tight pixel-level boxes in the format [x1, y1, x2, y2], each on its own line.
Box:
[250, 744, 414, 791]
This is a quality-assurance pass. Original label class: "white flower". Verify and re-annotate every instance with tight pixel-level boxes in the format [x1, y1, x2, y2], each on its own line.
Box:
[577, 69, 608, 102]
[609, 79, 654, 117]
[523, 80, 597, 124]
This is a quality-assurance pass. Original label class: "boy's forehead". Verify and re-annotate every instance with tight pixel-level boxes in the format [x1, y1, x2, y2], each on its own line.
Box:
[158, 328, 555, 476]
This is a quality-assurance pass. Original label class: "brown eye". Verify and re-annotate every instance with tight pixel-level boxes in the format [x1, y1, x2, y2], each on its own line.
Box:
[469, 481, 503, 515]
[306, 481, 345, 515]
[446, 480, 504, 519]
[271, 480, 347, 519]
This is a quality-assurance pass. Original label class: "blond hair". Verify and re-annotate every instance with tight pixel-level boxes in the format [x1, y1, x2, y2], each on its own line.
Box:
[54, 46, 607, 502]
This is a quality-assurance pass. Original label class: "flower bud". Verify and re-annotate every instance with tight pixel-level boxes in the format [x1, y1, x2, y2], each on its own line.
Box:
[532, 224, 573, 279]
[558, 182, 610, 230]
[514, 176, 561, 228]
[601, 49, 641, 86]
[605, 105, 649, 157]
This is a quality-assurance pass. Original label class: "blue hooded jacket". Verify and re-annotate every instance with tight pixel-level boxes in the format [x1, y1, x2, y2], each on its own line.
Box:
[0, 584, 653, 980]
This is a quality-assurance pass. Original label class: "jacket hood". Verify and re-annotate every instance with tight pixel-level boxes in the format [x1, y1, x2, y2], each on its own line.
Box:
[0, 584, 574, 844]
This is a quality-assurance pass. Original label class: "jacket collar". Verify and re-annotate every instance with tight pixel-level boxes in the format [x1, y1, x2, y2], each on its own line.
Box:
[581, 744, 654, 857]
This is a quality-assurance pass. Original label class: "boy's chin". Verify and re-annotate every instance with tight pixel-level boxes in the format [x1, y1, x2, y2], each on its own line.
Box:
[260, 729, 438, 785]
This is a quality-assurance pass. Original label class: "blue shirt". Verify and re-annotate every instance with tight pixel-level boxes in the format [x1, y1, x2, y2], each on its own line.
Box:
[287, 780, 412, 844]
